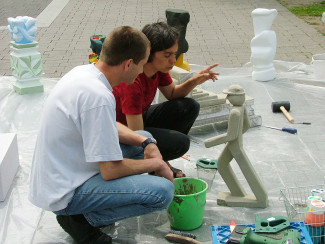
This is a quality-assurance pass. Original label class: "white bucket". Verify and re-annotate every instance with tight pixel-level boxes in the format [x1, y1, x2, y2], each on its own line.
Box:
[311, 53, 325, 80]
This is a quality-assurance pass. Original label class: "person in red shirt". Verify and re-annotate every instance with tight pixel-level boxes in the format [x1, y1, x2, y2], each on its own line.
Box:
[113, 22, 218, 177]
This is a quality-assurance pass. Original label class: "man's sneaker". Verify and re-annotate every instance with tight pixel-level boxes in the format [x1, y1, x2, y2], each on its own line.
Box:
[56, 214, 112, 244]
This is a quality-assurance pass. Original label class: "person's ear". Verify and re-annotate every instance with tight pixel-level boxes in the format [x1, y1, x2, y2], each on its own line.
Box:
[123, 59, 133, 71]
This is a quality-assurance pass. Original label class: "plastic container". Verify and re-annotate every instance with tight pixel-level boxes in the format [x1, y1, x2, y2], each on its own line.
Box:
[196, 158, 217, 191]
[280, 184, 325, 244]
[311, 53, 325, 80]
[211, 222, 313, 244]
[167, 177, 208, 230]
[311, 189, 325, 201]
[304, 198, 325, 244]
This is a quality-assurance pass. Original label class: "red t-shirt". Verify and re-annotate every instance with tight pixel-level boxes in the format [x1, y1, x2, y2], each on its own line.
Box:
[113, 72, 173, 125]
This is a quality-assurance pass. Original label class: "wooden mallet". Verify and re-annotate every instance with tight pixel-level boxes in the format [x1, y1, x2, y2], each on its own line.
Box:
[271, 101, 294, 123]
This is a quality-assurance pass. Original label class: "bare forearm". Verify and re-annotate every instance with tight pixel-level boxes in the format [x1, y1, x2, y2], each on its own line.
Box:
[171, 79, 198, 99]
[117, 122, 146, 146]
[100, 158, 173, 182]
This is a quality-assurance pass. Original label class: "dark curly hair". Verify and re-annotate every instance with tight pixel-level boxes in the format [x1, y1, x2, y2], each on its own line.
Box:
[142, 22, 179, 62]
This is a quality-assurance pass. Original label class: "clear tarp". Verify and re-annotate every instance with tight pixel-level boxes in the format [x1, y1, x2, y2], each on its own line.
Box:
[1, 60, 325, 243]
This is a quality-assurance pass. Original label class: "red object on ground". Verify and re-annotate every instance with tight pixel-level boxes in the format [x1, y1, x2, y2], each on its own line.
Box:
[230, 220, 236, 232]
[304, 211, 325, 227]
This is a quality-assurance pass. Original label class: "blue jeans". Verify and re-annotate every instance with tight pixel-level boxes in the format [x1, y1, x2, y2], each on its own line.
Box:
[54, 130, 174, 227]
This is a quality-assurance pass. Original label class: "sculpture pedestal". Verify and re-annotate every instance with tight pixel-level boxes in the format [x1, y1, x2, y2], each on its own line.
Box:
[252, 63, 277, 81]
[217, 191, 268, 208]
[10, 42, 43, 95]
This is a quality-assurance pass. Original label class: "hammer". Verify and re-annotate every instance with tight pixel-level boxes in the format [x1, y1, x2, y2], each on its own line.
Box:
[271, 101, 294, 123]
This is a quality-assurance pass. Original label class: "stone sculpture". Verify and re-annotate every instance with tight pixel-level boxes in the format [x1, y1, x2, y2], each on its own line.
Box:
[8, 16, 43, 94]
[204, 85, 268, 208]
[166, 8, 190, 71]
[8, 16, 37, 44]
[250, 8, 278, 82]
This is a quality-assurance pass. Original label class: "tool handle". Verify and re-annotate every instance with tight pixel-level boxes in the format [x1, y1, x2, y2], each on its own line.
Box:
[282, 127, 297, 134]
[280, 106, 294, 123]
[165, 234, 204, 244]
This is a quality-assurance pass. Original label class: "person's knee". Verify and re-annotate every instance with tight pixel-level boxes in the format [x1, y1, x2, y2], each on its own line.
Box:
[186, 98, 200, 117]
[135, 130, 153, 138]
[150, 177, 174, 208]
[160, 180, 174, 208]
[174, 134, 190, 156]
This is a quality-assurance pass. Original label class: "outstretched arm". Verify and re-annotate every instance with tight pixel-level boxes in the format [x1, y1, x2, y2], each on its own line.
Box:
[204, 109, 241, 148]
[159, 63, 219, 100]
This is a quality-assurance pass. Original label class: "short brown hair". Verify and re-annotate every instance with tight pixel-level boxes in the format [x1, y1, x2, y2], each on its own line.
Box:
[100, 26, 150, 65]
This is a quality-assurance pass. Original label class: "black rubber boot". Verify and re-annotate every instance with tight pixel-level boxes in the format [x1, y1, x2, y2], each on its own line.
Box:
[56, 214, 112, 244]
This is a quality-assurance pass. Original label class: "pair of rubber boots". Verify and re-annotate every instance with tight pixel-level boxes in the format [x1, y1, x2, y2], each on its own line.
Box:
[56, 214, 112, 244]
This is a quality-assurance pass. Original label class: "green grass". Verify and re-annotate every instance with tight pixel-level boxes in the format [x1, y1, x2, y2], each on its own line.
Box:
[289, 2, 325, 16]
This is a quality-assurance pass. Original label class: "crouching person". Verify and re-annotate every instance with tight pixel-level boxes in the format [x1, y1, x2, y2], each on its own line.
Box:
[29, 26, 174, 244]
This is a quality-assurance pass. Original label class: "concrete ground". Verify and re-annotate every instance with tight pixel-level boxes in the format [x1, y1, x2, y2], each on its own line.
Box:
[1, 0, 325, 77]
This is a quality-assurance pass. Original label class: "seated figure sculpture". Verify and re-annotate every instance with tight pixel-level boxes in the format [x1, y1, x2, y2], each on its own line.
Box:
[205, 85, 268, 208]
[8, 16, 37, 44]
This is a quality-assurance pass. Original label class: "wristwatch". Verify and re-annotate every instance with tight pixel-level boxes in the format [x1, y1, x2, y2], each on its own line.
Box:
[141, 137, 157, 149]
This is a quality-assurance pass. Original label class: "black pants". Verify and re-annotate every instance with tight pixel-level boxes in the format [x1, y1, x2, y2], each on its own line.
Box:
[143, 97, 200, 161]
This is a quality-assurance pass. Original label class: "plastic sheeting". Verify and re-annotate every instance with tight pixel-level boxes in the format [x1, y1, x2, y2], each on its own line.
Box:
[1, 60, 325, 243]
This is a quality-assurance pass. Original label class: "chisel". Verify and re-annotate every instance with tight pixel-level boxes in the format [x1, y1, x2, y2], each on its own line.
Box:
[262, 125, 297, 134]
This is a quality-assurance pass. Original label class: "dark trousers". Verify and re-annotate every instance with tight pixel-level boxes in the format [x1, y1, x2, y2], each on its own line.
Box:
[143, 97, 200, 161]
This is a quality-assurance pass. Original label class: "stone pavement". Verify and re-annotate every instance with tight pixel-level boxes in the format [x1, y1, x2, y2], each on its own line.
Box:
[0, 0, 52, 26]
[0, 0, 325, 78]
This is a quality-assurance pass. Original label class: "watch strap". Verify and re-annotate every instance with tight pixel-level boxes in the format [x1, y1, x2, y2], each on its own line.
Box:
[141, 137, 157, 149]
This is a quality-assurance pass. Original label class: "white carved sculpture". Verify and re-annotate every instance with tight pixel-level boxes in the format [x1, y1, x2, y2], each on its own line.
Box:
[250, 8, 278, 82]
[8, 16, 43, 94]
[8, 16, 37, 44]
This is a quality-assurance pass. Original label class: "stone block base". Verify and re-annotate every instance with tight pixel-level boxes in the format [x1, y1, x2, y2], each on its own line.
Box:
[217, 191, 268, 208]
[13, 79, 44, 95]
[0, 133, 20, 201]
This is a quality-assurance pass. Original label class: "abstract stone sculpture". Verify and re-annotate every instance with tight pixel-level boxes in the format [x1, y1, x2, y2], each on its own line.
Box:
[8, 16, 43, 94]
[250, 8, 278, 82]
[204, 85, 268, 208]
[8, 16, 37, 44]
[166, 8, 190, 71]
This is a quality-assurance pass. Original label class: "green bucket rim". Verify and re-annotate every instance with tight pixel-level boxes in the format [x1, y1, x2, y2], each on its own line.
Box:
[173, 177, 208, 197]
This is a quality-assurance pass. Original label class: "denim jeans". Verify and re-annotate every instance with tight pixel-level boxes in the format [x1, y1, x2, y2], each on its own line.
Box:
[54, 130, 174, 227]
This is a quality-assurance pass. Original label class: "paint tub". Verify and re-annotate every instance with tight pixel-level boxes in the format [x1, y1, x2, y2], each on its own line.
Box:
[167, 177, 208, 230]
[311, 53, 325, 80]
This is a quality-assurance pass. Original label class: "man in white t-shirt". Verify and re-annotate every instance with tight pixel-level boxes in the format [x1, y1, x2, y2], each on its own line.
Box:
[29, 26, 174, 244]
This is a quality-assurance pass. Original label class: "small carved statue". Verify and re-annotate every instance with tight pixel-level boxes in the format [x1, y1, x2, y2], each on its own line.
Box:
[8, 16, 37, 44]
[205, 85, 268, 208]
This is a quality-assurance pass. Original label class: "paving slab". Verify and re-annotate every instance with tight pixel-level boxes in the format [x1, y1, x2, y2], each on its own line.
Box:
[1, 0, 325, 77]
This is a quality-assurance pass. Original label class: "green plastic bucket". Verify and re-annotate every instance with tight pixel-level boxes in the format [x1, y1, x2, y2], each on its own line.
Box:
[167, 177, 208, 230]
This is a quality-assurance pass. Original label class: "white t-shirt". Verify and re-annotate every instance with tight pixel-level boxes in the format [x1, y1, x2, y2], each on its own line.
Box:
[29, 64, 123, 211]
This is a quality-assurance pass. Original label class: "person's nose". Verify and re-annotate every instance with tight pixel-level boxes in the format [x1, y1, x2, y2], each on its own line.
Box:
[170, 55, 176, 64]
